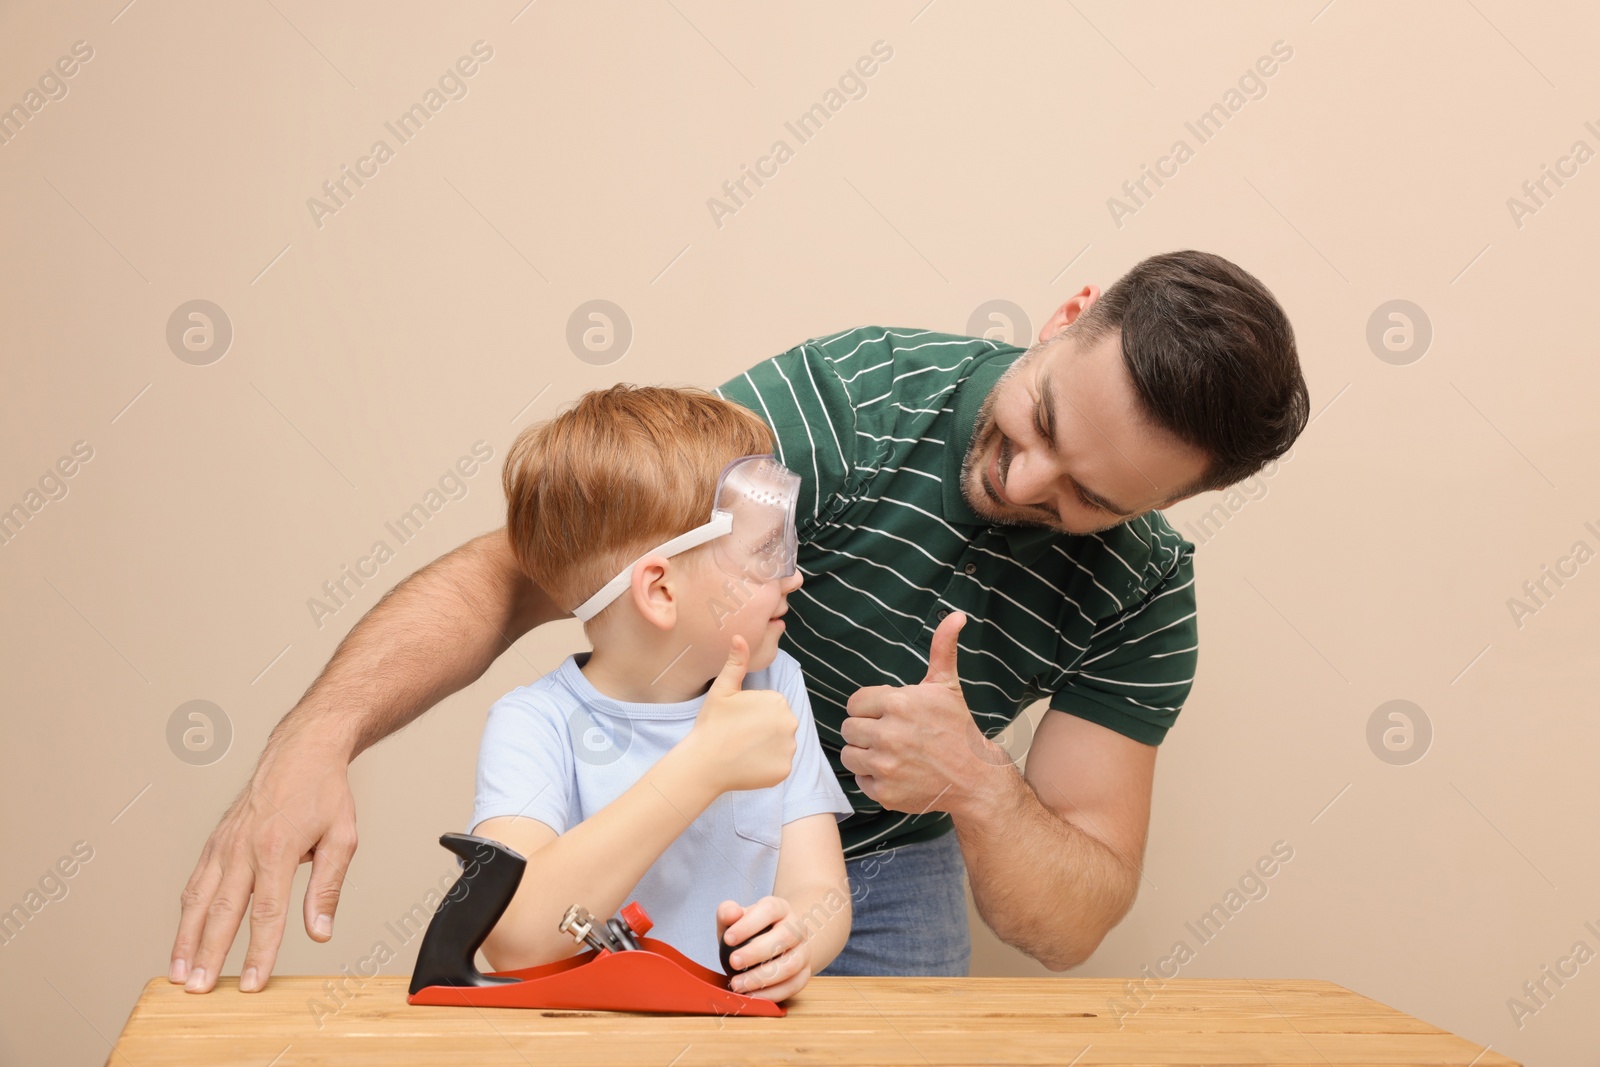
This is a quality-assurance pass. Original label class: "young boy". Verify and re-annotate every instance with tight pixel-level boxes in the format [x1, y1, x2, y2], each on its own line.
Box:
[469, 383, 853, 1003]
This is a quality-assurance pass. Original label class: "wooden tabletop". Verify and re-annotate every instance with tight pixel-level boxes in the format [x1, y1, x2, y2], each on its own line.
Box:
[109, 976, 1517, 1066]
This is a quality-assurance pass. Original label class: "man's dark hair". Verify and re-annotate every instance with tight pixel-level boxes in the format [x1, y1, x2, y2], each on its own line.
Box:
[1073, 249, 1309, 497]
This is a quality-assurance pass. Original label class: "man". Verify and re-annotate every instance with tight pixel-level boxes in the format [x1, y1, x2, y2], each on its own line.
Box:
[171, 249, 1308, 993]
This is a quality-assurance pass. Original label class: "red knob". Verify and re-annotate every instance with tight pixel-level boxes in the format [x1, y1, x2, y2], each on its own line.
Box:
[621, 902, 653, 937]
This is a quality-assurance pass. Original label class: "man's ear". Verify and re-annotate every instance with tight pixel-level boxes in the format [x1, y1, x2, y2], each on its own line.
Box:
[1037, 284, 1102, 342]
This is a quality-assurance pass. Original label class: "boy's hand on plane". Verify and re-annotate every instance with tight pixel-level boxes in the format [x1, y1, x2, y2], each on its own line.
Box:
[716, 896, 812, 1002]
[690, 636, 797, 794]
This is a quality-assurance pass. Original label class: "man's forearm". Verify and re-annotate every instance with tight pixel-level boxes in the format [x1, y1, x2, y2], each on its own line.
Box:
[949, 764, 1140, 971]
[273, 527, 562, 761]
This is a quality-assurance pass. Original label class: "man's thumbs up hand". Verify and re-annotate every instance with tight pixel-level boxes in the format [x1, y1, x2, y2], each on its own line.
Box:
[841, 609, 1002, 816]
[921, 611, 967, 690]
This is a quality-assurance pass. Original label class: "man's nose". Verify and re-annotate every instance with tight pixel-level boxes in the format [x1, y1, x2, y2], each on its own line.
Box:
[1004, 453, 1057, 508]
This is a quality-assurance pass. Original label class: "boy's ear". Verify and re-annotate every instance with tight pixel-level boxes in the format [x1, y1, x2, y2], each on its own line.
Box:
[629, 554, 680, 631]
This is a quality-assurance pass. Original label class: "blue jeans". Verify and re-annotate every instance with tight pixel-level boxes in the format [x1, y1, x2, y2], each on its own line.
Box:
[818, 830, 971, 976]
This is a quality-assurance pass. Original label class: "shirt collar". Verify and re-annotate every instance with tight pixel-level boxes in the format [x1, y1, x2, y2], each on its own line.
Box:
[941, 343, 1062, 567]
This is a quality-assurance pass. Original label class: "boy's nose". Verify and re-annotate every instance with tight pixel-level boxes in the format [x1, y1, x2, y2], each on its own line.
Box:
[782, 569, 803, 592]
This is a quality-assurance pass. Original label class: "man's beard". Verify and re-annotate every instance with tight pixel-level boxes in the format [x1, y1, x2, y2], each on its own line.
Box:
[958, 349, 1055, 530]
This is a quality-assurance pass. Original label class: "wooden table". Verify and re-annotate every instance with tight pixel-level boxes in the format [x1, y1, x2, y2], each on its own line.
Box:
[109, 976, 1517, 1066]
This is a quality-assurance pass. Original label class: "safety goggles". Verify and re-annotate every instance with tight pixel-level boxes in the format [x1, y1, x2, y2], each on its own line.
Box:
[572, 454, 800, 622]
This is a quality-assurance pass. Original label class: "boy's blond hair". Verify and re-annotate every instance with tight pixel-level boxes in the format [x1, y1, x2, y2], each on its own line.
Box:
[502, 384, 776, 623]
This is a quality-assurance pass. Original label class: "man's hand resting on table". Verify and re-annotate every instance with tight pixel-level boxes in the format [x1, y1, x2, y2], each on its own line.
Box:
[167, 528, 569, 993]
[170, 722, 357, 994]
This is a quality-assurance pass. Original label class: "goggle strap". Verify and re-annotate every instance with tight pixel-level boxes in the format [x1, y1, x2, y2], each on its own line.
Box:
[571, 511, 735, 622]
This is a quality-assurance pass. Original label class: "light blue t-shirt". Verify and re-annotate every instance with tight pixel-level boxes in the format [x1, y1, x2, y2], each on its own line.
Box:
[470, 647, 852, 972]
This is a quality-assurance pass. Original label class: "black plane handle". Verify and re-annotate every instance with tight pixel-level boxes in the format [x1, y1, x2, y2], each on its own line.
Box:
[720, 921, 777, 977]
[408, 833, 527, 995]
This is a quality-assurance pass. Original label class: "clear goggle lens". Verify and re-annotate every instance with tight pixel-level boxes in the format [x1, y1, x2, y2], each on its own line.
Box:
[708, 454, 799, 585]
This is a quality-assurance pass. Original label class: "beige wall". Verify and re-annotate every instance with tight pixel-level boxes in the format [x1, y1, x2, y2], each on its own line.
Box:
[2, 1, 1596, 1064]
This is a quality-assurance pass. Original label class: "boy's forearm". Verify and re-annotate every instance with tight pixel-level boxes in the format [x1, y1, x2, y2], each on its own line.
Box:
[780, 879, 852, 974]
[486, 741, 722, 967]
[280, 528, 559, 761]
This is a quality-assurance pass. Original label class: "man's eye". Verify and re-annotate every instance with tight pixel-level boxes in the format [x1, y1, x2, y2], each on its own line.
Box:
[1032, 399, 1050, 443]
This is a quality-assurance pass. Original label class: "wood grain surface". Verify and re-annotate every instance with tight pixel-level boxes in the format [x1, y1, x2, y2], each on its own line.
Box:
[106, 976, 1517, 1066]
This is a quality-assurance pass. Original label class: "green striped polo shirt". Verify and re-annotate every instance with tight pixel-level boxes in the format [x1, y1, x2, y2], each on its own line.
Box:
[716, 326, 1198, 858]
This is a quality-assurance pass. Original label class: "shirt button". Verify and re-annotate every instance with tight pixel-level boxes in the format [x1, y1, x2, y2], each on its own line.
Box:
[937, 609, 949, 621]
[964, 563, 977, 575]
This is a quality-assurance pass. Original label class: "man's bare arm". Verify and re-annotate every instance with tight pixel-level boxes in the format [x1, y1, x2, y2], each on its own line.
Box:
[301, 526, 562, 758]
[171, 527, 567, 993]
[950, 709, 1155, 971]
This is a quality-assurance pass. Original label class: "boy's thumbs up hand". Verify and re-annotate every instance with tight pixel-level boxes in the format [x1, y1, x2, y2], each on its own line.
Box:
[841, 611, 1003, 815]
[706, 631, 752, 698]
[688, 635, 798, 795]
